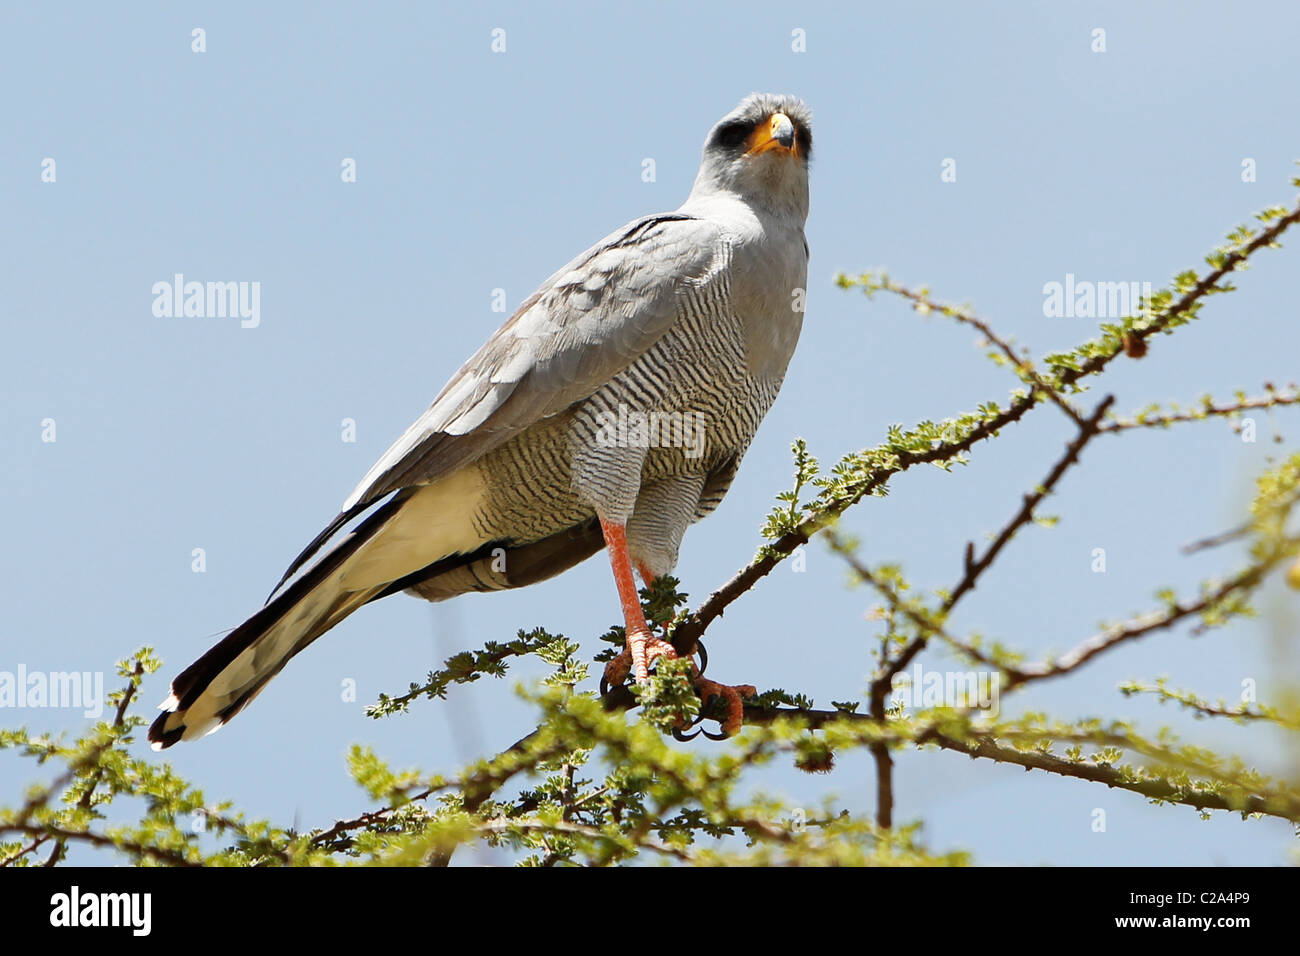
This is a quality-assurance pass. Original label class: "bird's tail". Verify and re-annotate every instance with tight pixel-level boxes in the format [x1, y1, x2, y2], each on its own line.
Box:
[147, 503, 392, 749]
[149, 472, 491, 749]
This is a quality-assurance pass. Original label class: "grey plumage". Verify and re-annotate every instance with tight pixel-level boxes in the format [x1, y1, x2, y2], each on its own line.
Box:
[149, 93, 812, 748]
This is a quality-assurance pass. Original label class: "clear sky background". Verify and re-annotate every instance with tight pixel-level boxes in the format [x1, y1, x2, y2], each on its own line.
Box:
[4, 2, 1299, 865]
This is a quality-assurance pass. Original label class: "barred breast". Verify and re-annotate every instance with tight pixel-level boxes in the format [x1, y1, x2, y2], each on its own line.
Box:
[414, 264, 787, 594]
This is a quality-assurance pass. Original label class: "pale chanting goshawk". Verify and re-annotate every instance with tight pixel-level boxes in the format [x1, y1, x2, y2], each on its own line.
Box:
[149, 93, 813, 749]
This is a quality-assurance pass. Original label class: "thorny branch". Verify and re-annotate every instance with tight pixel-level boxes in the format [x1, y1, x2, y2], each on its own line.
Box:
[8, 191, 1300, 869]
[876, 393, 1117, 697]
[671, 199, 1300, 660]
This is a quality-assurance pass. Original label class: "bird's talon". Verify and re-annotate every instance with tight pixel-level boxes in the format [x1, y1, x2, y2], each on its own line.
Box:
[600, 647, 632, 697]
[693, 678, 755, 739]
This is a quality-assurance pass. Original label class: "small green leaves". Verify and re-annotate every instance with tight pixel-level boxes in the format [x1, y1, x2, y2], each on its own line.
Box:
[367, 626, 561, 717]
[5, 179, 1300, 870]
[762, 437, 823, 539]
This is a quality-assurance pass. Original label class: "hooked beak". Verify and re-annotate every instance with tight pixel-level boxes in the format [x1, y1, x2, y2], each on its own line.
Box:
[746, 112, 797, 156]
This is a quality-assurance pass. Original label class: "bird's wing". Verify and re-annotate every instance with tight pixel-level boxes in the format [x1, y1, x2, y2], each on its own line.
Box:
[271, 212, 730, 595]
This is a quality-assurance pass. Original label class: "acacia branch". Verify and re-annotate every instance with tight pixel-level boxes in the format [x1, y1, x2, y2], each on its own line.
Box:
[43, 661, 145, 866]
[477, 818, 697, 864]
[830, 517, 1291, 700]
[1120, 681, 1300, 730]
[739, 706, 1300, 822]
[869, 278, 1090, 429]
[4, 822, 201, 867]
[926, 733, 1298, 818]
[1001, 565, 1270, 688]
[1100, 387, 1299, 434]
[872, 394, 1115, 698]
[672, 199, 1300, 659]
[0, 661, 146, 868]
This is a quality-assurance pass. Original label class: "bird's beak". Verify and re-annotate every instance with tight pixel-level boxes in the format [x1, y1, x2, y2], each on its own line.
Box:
[747, 112, 797, 156]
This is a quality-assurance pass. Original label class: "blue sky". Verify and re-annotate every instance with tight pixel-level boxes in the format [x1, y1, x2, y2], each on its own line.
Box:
[3, 2, 1299, 865]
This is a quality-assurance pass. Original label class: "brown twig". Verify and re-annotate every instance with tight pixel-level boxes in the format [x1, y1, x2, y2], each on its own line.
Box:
[41, 660, 145, 866]
[871, 395, 1115, 701]
[738, 706, 1300, 822]
[6, 822, 202, 867]
[673, 200, 1300, 659]
[1001, 563, 1270, 688]
[879, 281, 1090, 429]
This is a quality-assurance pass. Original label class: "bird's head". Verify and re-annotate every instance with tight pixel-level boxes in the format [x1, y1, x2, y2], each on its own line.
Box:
[688, 93, 812, 221]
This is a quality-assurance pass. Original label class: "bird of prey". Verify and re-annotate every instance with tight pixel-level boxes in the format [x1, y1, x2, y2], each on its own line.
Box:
[149, 92, 812, 749]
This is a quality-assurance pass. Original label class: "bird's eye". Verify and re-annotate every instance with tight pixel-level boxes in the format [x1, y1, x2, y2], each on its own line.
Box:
[712, 121, 751, 151]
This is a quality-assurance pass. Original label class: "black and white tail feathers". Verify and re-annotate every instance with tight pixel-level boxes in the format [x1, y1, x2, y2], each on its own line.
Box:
[148, 479, 604, 749]
[147, 494, 409, 748]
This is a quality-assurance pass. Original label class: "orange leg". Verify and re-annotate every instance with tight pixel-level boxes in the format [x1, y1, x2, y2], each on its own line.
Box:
[598, 519, 755, 738]
[600, 519, 677, 685]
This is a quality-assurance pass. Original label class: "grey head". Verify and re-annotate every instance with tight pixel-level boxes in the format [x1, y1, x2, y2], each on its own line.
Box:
[686, 93, 812, 221]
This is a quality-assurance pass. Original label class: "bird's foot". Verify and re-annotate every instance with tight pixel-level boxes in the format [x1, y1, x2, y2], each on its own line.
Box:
[632, 631, 679, 684]
[673, 676, 756, 740]
[601, 628, 678, 693]
[601, 648, 632, 694]
[598, 626, 751, 740]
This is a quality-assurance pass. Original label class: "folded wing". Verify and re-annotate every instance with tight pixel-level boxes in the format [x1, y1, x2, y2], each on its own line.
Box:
[270, 212, 729, 596]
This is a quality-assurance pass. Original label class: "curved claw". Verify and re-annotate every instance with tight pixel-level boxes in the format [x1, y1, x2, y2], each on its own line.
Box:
[671, 707, 709, 741]
[695, 640, 709, 678]
[700, 726, 730, 742]
[599, 673, 610, 697]
[693, 681, 754, 740]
